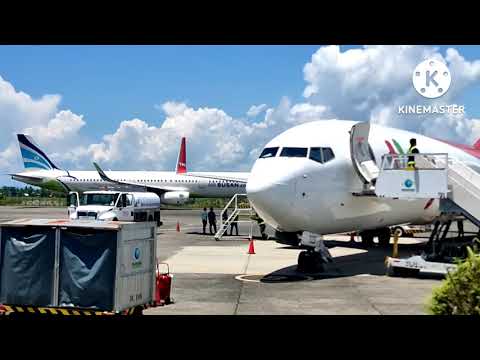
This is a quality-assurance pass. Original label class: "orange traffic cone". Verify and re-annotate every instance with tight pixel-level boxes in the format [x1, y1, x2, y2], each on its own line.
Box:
[176, 221, 180, 232]
[248, 239, 255, 254]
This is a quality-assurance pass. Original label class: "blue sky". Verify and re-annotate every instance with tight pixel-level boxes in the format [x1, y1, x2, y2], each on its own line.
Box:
[0, 45, 323, 141]
[2, 45, 480, 187]
[1, 45, 480, 142]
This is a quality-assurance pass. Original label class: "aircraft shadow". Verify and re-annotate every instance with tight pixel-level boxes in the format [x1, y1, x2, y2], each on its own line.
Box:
[260, 241, 431, 283]
[186, 231, 219, 236]
[184, 231, 277, 241]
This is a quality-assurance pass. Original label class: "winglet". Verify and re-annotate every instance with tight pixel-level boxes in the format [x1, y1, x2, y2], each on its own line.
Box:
[93, 162, 112, 182]
[176, 137, 187, 174]
[384, 140, 397, 155]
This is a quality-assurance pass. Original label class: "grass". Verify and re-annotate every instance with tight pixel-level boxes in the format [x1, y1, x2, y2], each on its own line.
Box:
[0, 197, 67, 207]
[0, 196, 250, 209]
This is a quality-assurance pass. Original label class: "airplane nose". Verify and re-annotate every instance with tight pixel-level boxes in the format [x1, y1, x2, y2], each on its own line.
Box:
[246, 164, 296, 230]
[246, 177, 273, 197]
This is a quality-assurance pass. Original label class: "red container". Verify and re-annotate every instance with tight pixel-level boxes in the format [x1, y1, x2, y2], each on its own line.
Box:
[155, 262, 172, 305]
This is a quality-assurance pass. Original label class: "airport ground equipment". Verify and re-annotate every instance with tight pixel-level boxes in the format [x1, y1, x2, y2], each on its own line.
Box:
[390, 224, 430, 238]
[375, 153, 480, 276]
[215, 194, 254, 240]
[68, 191, 162, 226]
[0, 219, 161, 316]
[155, 262, 172, 306]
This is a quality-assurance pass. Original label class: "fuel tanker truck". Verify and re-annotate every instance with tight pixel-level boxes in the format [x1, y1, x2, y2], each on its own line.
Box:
[68, 191, 162, 226]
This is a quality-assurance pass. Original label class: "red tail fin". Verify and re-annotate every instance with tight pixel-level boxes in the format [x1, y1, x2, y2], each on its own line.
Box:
[176, 137, 187, 174]
[474, 139, 480, 150]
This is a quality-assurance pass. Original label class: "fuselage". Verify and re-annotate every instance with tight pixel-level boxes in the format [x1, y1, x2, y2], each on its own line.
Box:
[247, 120, 480, 235]
[12, 170, 249, 198]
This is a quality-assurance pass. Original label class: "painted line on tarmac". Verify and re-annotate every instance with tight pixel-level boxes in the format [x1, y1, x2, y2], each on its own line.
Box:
[161, 226, 202, 232]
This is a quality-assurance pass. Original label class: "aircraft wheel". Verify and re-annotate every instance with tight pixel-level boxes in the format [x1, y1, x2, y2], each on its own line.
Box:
[360, 232, 374, 247]
[377, 228, 391, 247]
[297, 251, 324, 273]
[392, 226, 405, 237]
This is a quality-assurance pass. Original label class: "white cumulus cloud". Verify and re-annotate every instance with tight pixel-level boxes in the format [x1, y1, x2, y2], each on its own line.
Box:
[84, 98, 325, 172]
[302, 45, 480, 144]
[247, 104, 268, 117]
[0, 76, 86, 178]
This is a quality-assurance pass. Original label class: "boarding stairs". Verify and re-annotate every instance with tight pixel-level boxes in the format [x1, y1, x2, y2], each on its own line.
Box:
[371, 153, 480, 275]
[374, 153, 480, 226]
[214, 194, 255, 240]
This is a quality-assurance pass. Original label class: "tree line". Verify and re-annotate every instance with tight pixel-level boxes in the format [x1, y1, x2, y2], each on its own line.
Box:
[0, 186, 58, 198]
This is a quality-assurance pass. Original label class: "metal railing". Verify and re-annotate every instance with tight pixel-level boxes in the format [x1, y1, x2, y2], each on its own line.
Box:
[215, 194, 254, 240]
[380, 153, 449, 171]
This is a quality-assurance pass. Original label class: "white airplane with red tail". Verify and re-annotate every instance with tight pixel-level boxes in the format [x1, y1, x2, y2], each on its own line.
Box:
[11, 135, 249, 205]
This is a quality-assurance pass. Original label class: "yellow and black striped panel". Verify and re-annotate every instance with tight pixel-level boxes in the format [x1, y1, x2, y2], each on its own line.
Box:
[1, 305, 124, 316]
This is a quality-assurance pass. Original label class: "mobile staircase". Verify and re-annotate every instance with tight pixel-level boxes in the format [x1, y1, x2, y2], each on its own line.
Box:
[214, 194, 255, 240]
[373, 153, 480, 276]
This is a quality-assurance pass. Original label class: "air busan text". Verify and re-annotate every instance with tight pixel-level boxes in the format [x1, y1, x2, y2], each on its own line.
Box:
[398, 105, 465, 115]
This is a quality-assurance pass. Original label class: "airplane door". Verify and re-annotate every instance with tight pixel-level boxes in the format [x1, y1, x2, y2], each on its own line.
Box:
[350, 122, 379, 184]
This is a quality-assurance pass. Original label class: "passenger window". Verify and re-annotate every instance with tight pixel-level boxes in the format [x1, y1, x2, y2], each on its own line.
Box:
[126, 194, 133, 206]
[259, 147, 279, 159]
[280, 147, 308, 158]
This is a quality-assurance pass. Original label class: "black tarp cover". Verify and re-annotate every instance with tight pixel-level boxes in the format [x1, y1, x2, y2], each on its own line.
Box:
[59, 229, 116, 310]
[0, 227, 56, 306]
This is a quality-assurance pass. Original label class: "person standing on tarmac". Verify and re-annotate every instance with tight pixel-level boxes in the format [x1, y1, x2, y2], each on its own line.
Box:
[222, 208, 229, 236]
[201, 207, 208, 234]
[208, 207, 217, 235]
[407, 138, 419, 169]
[230, 213, 239, 236]
[251, 212, 268, 240]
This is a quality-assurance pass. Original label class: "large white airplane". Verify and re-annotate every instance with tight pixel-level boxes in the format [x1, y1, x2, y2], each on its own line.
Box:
[246, 120, 480, 253]
[11, 135, 249, 205]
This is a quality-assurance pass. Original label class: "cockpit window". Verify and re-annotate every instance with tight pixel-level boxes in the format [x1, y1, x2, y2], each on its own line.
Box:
[280, 147, 308, 158]
[309, 148, 323, 163]
[322, 147, 335, 163]
[309, 147, 335, 164]
[259, 147, 279, 159]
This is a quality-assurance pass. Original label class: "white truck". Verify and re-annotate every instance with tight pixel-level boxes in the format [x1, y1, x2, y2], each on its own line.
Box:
[68, 191, 162, 226]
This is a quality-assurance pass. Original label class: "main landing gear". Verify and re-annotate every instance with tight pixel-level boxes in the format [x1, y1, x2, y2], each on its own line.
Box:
[358, 227, 391, 247]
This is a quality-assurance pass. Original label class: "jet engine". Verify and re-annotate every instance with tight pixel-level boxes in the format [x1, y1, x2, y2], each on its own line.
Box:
[161, 191, 190, 205]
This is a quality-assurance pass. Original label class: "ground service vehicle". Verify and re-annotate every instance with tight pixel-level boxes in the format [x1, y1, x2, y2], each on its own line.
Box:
[68, 191, 162, 226]
[0, 219, 159, 316]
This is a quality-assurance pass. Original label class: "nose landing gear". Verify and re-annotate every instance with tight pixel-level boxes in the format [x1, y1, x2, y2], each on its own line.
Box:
[296, 232, 333, 273]
[297, 251, 325, 273]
